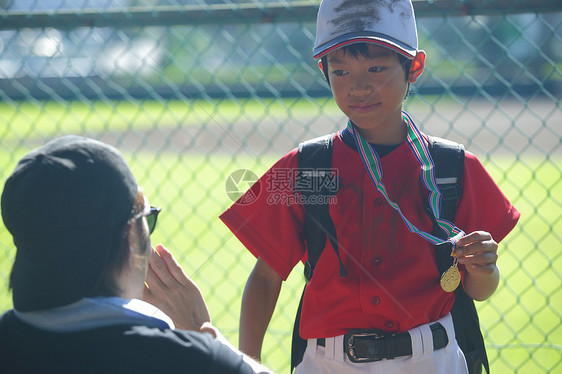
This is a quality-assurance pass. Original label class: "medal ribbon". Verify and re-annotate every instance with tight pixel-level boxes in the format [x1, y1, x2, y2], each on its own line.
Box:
[347, 111, 465, 247]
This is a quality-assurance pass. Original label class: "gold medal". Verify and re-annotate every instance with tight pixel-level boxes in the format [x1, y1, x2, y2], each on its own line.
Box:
[440, 264, 461, 292]
[440, 247, 461, 292]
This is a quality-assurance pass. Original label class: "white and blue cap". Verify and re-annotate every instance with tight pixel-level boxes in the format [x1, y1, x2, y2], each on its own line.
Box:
[313, 0, 419, 60]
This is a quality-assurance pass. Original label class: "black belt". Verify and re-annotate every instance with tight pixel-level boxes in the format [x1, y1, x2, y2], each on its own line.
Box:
[316, 322, 448, 363]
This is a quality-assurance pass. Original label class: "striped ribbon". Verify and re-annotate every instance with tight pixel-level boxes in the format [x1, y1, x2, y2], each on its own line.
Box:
[346, 111, 465, 247]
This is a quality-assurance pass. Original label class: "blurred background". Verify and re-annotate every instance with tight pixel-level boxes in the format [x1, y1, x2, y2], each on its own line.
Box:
[0, 1, 560, 373]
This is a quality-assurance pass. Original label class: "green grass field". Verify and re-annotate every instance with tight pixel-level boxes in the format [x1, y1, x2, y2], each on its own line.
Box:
[0, 98, 560, 373]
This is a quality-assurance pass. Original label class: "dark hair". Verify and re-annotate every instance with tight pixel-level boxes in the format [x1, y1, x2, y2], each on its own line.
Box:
[320, 43, 413, 83]
[86, 197, 145, 298]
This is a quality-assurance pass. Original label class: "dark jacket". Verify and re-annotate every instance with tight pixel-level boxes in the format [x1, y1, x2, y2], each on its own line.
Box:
[0, 310, 254, 374]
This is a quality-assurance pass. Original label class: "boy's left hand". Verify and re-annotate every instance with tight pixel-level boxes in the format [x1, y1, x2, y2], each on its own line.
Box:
[454, 231, 498, 275]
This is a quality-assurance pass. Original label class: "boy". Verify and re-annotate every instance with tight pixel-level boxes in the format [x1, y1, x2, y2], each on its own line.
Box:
[220, 0, 520, 373]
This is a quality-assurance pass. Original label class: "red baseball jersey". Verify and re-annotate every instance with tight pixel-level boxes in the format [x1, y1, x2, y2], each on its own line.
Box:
[220, 129, 520, 339]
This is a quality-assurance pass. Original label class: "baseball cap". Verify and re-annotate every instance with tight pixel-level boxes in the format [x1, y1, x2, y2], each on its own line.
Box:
[313, 0, 418, 60]
[1, 135, 138, 312]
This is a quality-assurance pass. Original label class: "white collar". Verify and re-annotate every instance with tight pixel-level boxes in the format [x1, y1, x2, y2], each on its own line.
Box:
[14, 297, 175, 332]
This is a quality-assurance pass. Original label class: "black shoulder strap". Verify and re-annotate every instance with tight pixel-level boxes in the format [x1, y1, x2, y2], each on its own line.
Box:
[427, 136, 465, 274]
[296, 133, 346, 280]
[428, 136, 464, 225]
[428, 136, 489, 374]
[291, 133, 344, 372]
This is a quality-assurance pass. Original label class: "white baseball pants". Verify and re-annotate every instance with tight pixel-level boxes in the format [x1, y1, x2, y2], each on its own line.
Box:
[294, 313, 468, 374]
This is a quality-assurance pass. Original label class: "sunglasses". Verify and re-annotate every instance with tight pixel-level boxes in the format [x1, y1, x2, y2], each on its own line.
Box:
[131, 206, 161, 235]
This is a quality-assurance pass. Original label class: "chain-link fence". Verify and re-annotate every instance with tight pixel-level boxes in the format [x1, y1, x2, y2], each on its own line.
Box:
[1, 1, 561, 373]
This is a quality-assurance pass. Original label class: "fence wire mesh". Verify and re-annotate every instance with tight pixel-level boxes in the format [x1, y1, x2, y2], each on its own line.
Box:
[0, 1, 561, 373]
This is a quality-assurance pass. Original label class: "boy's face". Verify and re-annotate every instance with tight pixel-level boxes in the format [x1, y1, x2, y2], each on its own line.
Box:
[326, 44, 421, 144]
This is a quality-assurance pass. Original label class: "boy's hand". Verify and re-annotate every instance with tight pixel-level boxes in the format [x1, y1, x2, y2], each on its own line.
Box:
[454, 231, 500, 301]
[143, 244, 211, 331]
[454, 231, 498, 275]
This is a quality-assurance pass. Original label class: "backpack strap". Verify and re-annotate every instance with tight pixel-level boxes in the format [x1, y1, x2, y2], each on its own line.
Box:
[428, 136, 464, 225]
[290, 288, 307, 372]
[291, 133, 344, 372]
[427, 136, 465, 273]
[296, 133, 345, 280]
[427, 136, 489, 374]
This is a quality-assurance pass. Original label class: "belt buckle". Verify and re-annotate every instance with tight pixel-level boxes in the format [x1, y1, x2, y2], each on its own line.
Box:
[345, 329, 386, 363]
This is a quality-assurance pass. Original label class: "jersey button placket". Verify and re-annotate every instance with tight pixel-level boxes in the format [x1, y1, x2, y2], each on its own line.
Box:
[371, 257, 384, 269]
[370, 295, 381, 305]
